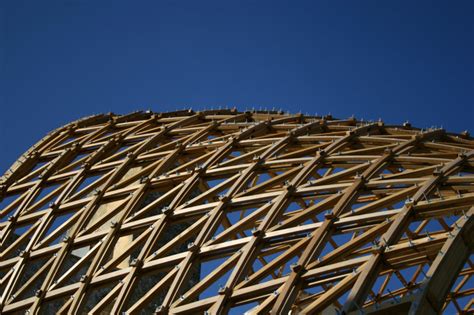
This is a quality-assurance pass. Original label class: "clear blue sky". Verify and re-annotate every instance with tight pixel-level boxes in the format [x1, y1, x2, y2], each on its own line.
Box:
[0, 2, 472, 313]
[1, 0, 473, 174]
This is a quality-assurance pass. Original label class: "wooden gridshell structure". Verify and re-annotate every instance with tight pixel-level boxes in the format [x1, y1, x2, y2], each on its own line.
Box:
[0, 109, 473, 315]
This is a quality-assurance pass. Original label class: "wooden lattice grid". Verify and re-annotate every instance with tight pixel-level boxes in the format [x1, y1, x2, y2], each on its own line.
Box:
[0, 109, 473, 314]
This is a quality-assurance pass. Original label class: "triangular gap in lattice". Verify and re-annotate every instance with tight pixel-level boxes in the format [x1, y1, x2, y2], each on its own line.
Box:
[67, 171, 111, 201]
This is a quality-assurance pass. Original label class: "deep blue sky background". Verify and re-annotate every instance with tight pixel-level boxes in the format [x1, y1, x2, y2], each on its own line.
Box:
[0, 2, 473, 313]
[1, 0, 473, 174]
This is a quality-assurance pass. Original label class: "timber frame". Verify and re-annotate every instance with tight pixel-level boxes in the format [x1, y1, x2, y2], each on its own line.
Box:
[0, 109, 473, 314]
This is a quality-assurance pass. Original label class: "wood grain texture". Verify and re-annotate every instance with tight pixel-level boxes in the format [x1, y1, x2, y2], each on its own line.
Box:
[0, 109, 472, 314]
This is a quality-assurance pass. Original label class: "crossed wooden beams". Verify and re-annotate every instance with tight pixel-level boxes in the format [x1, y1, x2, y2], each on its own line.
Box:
[0, 109, 473, 314]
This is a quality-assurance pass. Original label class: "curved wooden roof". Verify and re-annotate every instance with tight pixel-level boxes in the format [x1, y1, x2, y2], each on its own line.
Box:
[0, 109, 472, 314]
